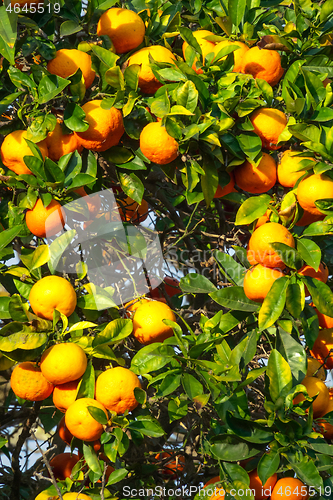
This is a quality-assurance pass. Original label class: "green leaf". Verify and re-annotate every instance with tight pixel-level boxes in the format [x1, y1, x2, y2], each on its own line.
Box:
[237, 133, 262, 161]
[266, 349, 293, 402]
[178, 26, 202, 56]
[127, 416, 165, 437]
[300, 305, 319, 351]
[276, 328, 307, 384]
[286, 453, 324, 491]
[134, 386, 146, 405]
[311, 107, 333, 122]
[211, 434, 263, 462]
[77, 361, 95, 400]
[201, 159, 219, 206]
[0, 225, 24, 252]
[87, 406, 108, 425]
[302, 277, 333, 318]
[30, 245, 50, 271]
[38, 75, 70, 104]
[228, 0, 246, 27]
[257, 452, 280, 487]
[215, 250, 246, 286]
[124, 64, 140, 91]
[302, 220, 333, 237]
[48, 229, 76, 274]
[60, 20, 82, 37]
[131, 344, 175, 375]
[106, 468, 128, 486]
[168, 398, 188, 422]
[0, 6, 17, 65]
[210, 287, 260, 312]
[151, 89, 170, 118]
[9, 295, 28, 322]
[0, 91, 23, 116]
[225, 412, 273, 443]
[118, 172, 144, 204]
[235, 195, 271, 225]
[286, 283, 304, 319]
[180, 273, 217, 293]
[176, 81, 198, 113]
[83, 442, 102, 475]
[258, 277, 289, 330]
[297, 238, 321, 271]
[320, 0, 333, 22]
[92, 319, 132, 347]
[89, 44, 119, 68]
[269, 243, 303, 270]
[105, 66, 125, 90]
[64, 103, 89, 132]
[0, 330, 47, 353]
[182, 373, 204, 399]
[0, 297, 11, 320]
[169, 105, 194, 116]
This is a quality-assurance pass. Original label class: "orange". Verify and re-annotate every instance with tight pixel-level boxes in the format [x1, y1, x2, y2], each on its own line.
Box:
[298, 262, 329, 296]
[210, 490, 225, 500]
[247, 222, 295, 269]
[74, 187, 102, 219]
[25, 198, 65, 238]
[59, 493, 93, 500]
[255, 210, 271, 229]
[271, 477, 309, 500]
[10, 362, 53, 401]
[124, 297, 150, 317]
[53, 379, 80, 413]
[295, 209, 325, 227]
[250, 108, 287, 150]
[155, 452, 185, 478]
[242, 46, 284, 86]
[74, 100, 124, 152]
[306, 358, 326, 381]
[317, 399, 333, 440]
[58, 415, 75, 445]
[140, 121, 178, 165]
[29, 276, 77, 321]
[213, 40, 249, 72]
[132, 300, 176, 344]
[65, 397, 108, 441]
[293, 376, 329, 418]
[243, 264, 284, 302]
[49, 453, 80, 481]
[46, 119, 82, 161]
[297, 173, 333, 216]
[310, 328, 333, 369]
[248, 469, 278, 500]
[314, 309, 333, 329]
[214, 173, 235, 198]
[204, 476, 221, 487]
[182, 30, 216, 74]
[330, 388, 333, 400]
[277, 150, 314, 188]
[127, 45, 176, 94]
[0, 130, 48, 176]
[40, 342, 87, 385]
[95, 366, 141, 414]
[10, 0, 43, 5]
[47, 49, 95, 89]
[97, 7, 145, 54]
[117, 196, 149, 223]
[234, 153, 277, 194]
[150, 276, 181, 299]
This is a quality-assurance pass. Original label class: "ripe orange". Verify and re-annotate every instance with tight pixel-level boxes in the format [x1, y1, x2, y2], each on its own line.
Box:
[53, 379, 80, 413]
[0, 130, 48, 176]
[58, 415, 74, 445]
[182, 30, 216, 74]
[29, 276, 77, 321]
[150, 276, 181, 299]
[234, 153, 277, 194]
[25, 199, 65, 239]
[74, 187, 102, 219]
[124, 297, 150, 317]
[95, 366, 142, 414]
[65, 397, 108, 442]
[214, 173, 235, 198]
[41, 342, 87, 385]
[155, 452, 185, 478]
[271, 477, 309, 500]
[243, 264, 284, 302]
[317, 399, 333, 440]
[242, 46, 284, 86]
[74, 100, 124, 152]
[247, 222, 295, 269]
[293, 376, 329, 418]
[297, 173, 333, 216]
[60, 493, 93, 500]
[127, 45, 176, 94]
[46, 119, 82, 161]
[140, 121, 178, 165]
[204, 476, 221, 487]
[295, 209, 325, 227]
[10, 362, 54, 401]
[277, 150, 313, 188]
[132, 300, 176, 344]
[47, 49, 95, 89]
[49, 453, 80, 481]
[97, 7, 145, 54]
[117, 196, 149, 223]
[255, 210, 271, 229]
[213, 40, 249, 72]
[314, 309, 333, 329]
[250, 108, 287, 150]
[306, 357, 326, 381]
[298, 262, 329, 296]
[248, 469, 278, 500]
[310, 328, 333, 369]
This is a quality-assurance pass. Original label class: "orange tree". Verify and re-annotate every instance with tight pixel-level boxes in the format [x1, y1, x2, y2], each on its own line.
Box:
[0, 0, 333, 499]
